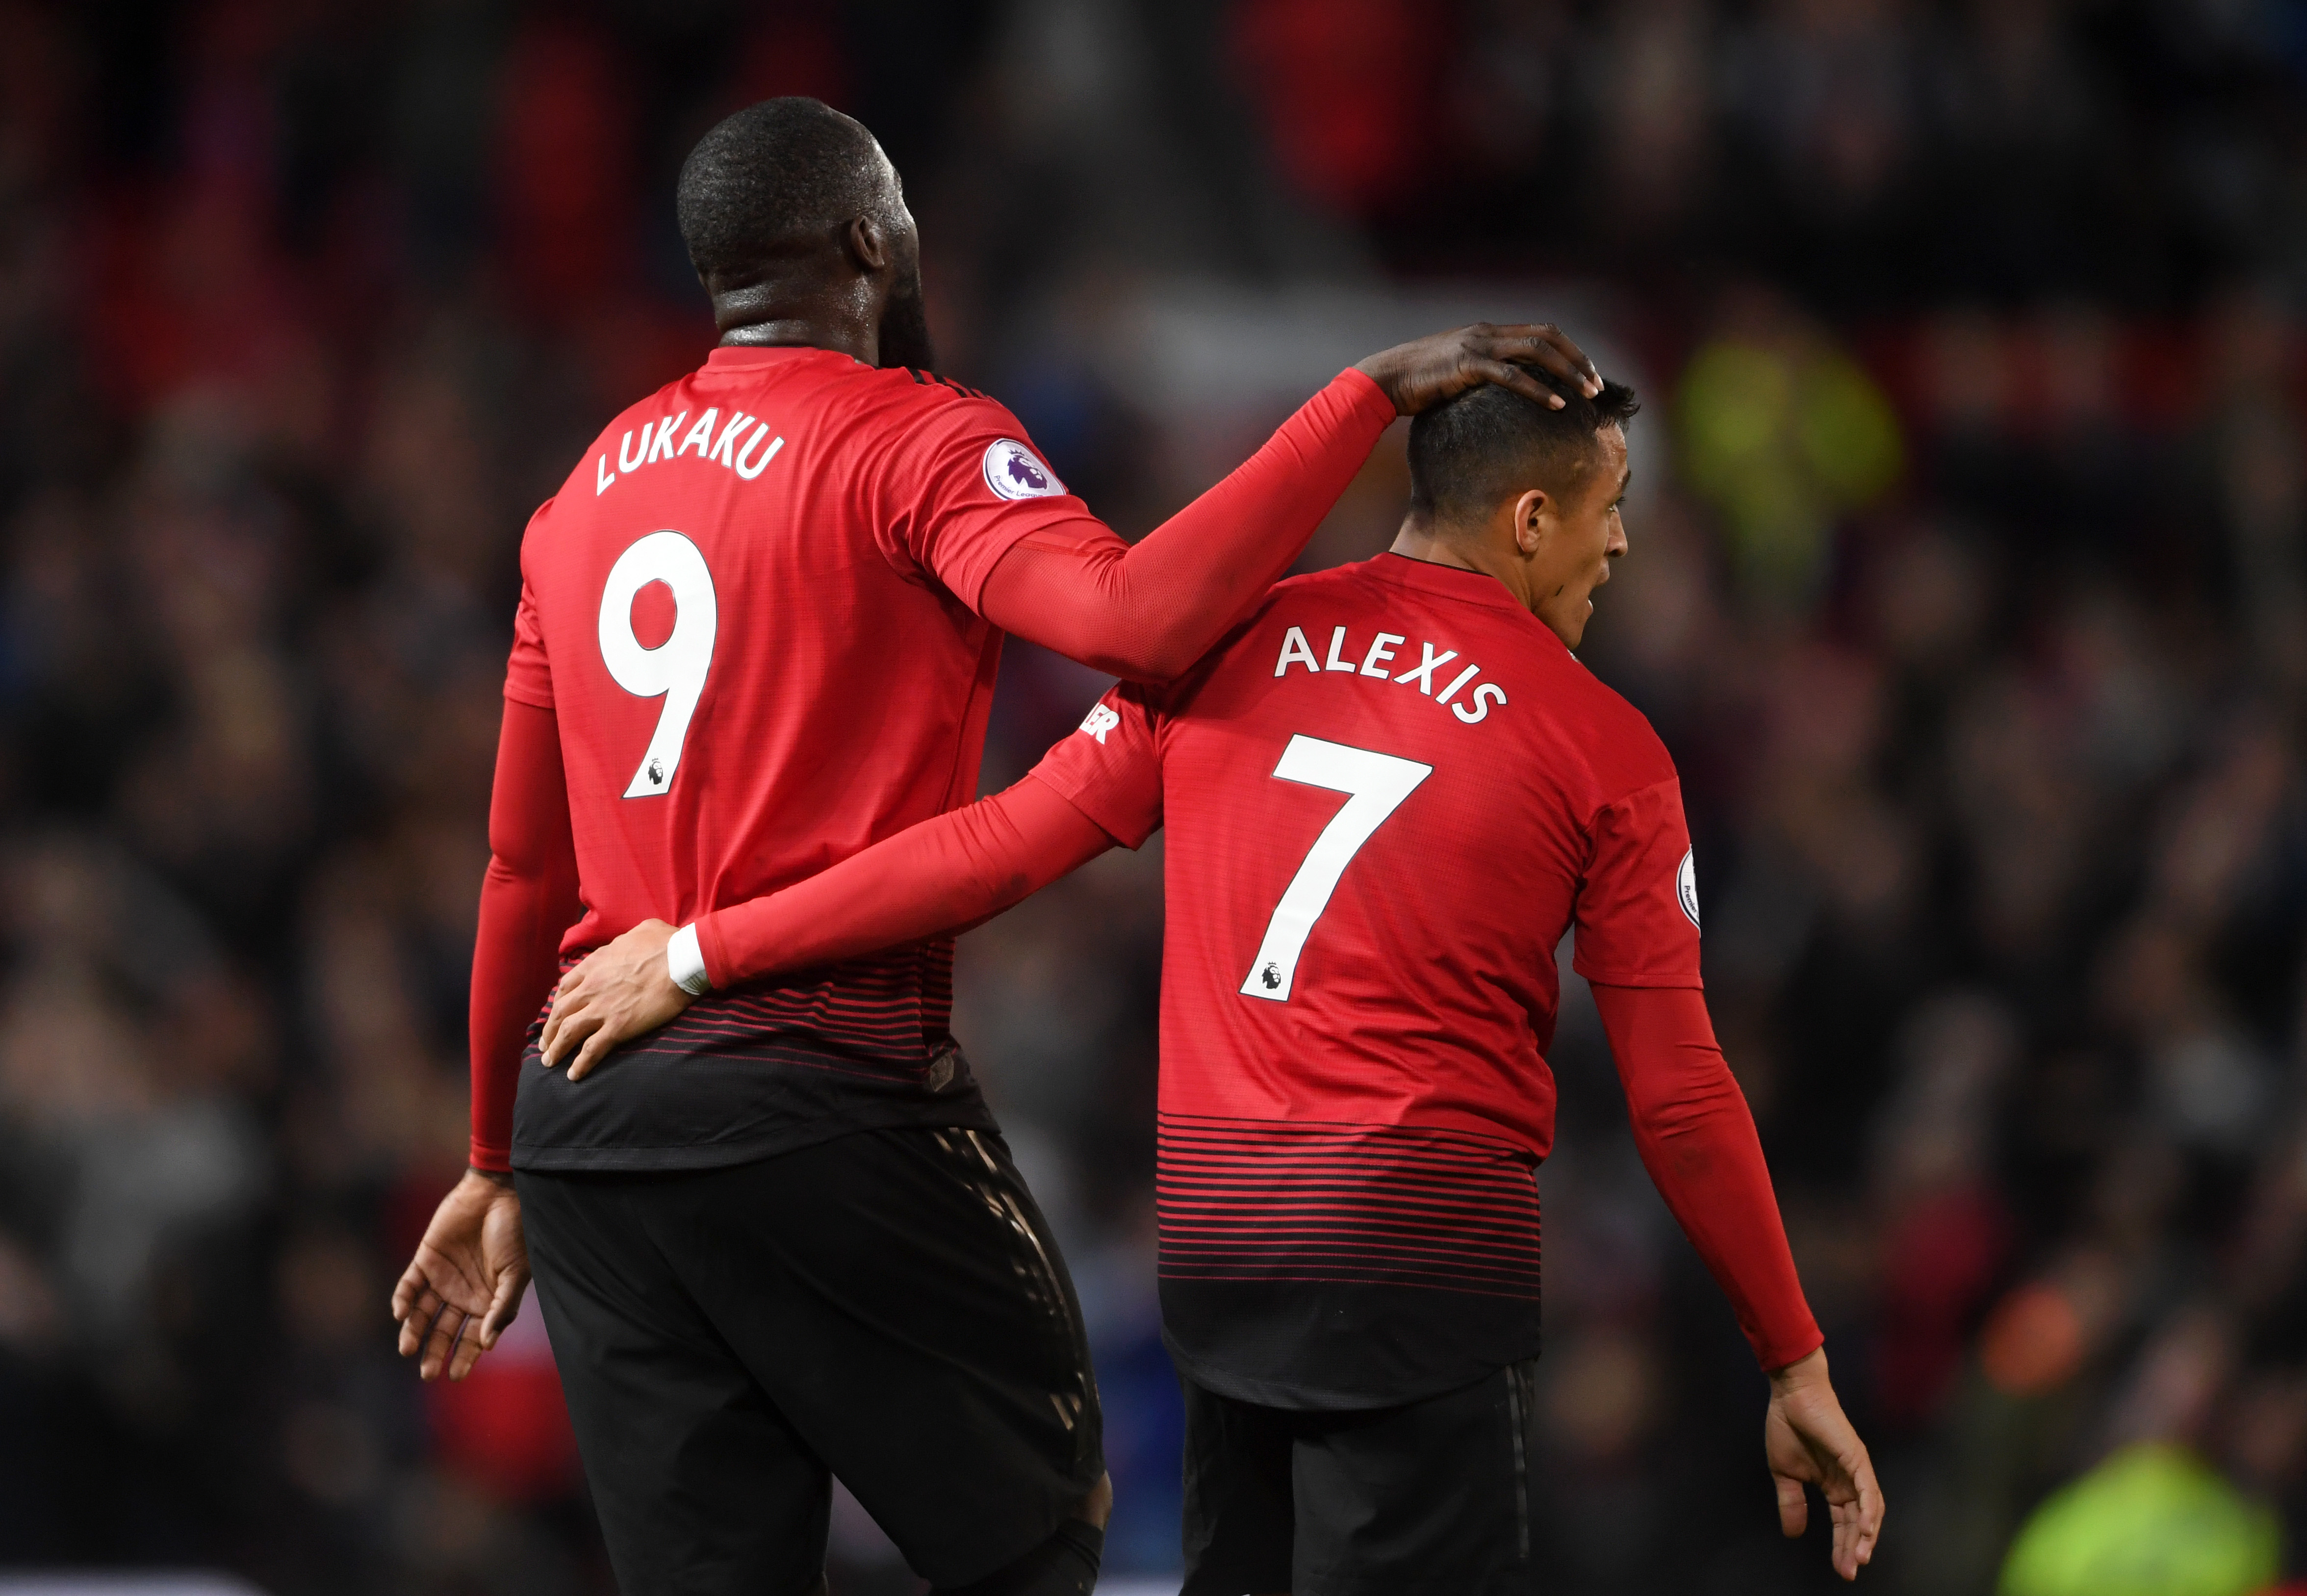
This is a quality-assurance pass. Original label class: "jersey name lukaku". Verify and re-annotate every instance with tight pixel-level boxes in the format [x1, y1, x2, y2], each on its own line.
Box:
[1035, 554, 1702, 1407]
[507, 346, 1084, 1170]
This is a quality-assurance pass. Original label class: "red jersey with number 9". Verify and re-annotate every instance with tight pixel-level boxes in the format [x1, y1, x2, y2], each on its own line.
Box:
[1033, 551, 1702, 1405]
[505, 344, 1089, 1171]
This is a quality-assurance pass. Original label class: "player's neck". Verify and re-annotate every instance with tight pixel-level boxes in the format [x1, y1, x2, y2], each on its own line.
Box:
[1388, 519, 1537, 614]
[708, 280, 880, 364]
[717, 320, 876, 362]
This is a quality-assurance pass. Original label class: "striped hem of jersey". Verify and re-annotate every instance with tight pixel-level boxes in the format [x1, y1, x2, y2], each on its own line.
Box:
[534, 946, 956, 1077]
[1154, 1113, 1541, 1298]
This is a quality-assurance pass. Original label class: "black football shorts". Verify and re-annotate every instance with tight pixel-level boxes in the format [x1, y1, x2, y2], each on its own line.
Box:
[1180, 1360, 1543, 1596]
[516, 1126, 1104, 1596]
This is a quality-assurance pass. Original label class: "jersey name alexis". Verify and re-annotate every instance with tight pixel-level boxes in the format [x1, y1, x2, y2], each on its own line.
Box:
[1271, 621, 1510, 725]
[591, 407, 786, 497]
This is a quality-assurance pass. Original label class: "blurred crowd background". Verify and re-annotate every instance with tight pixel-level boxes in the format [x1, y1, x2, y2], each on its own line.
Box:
[2, 1, 2307, 1594]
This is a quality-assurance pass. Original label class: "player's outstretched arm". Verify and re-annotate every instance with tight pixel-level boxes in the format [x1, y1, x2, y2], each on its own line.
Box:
[1590, 981, 1882, 1578]
[391, 698, 580, 1381]
[978, 323, 1600, 682]
[1766, 1348, 1884, 1580]
[540, 774, 1118, 1080]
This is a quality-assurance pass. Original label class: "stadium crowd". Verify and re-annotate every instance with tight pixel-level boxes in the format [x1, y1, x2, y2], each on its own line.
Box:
[0, 2, 2305, 1594]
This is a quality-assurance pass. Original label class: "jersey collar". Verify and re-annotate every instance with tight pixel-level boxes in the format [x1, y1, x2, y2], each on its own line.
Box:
[701, 344, 866, 371]
[1367, 552, 1542, 614]
[1364, 552, 1574, 656]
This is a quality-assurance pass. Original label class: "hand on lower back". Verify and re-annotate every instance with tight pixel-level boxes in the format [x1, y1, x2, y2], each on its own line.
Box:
[540, 917, 694, 1081]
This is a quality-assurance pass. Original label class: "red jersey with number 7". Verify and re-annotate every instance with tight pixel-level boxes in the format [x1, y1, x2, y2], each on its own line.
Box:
[504, 344, 1091, 1172]
[1033, 551, 1703, 1406]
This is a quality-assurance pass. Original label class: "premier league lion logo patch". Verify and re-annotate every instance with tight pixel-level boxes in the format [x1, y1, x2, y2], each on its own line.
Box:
[1677, 847, 1701, 930]
[983, 439, 1065, 501]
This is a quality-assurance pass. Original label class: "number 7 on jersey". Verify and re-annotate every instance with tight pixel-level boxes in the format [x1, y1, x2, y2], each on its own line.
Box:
[1241, 735, 1433, 1003]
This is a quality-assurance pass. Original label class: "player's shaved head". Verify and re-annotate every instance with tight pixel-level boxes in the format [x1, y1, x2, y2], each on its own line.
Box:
[1408, 376, 1641, 530]
[676, 98, 899, 279]
[676, 98, 934, 369]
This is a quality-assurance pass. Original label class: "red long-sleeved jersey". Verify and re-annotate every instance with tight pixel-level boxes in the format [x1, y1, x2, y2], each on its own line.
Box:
[690, 553, 1822, 1404]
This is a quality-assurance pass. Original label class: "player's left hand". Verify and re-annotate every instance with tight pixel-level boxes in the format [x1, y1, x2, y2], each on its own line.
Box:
[1764, 1347, 1884, 1580]
[541, 917, 695, 1081]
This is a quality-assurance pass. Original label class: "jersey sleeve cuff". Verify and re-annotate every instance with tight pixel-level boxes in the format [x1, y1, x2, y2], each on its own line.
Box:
[693, 908, 734, 990]
[1754, 1323, 1827, 1373]
[1331, 364, 1395, 424]
[469, 1139, 513, 1174]
[502, 678, 555, 710]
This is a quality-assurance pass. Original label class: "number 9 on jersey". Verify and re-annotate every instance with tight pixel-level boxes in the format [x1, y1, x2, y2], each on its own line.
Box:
[598, 530, 718, 798]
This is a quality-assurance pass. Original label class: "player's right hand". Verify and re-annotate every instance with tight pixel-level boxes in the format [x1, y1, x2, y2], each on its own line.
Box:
[540, 917, 695, 1081]
[1355, 323, 1603, 416]
[1764, 1347, 1884, 1579]
[390, 1168, 529, 1382]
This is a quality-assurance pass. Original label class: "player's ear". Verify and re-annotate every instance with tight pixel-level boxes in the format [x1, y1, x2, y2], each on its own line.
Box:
[845, 214, 893, 274]
[1512, 489, 1548, 556]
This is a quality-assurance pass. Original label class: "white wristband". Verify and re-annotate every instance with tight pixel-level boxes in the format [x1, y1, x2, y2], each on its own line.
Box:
[666, 923, 712, 996]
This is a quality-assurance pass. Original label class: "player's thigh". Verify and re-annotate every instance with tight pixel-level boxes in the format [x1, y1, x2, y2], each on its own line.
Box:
[518, 1170, 833, 1596]
[670, 1128, 1104, 1587]
[1178, 1375, 1295, 1596]
[1291, 1359, 1541, 1596]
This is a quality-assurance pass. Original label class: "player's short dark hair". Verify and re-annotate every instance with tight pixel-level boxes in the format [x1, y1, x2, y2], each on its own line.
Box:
[676, 98, 894, 279]
[1407, 375, 1640, 526]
